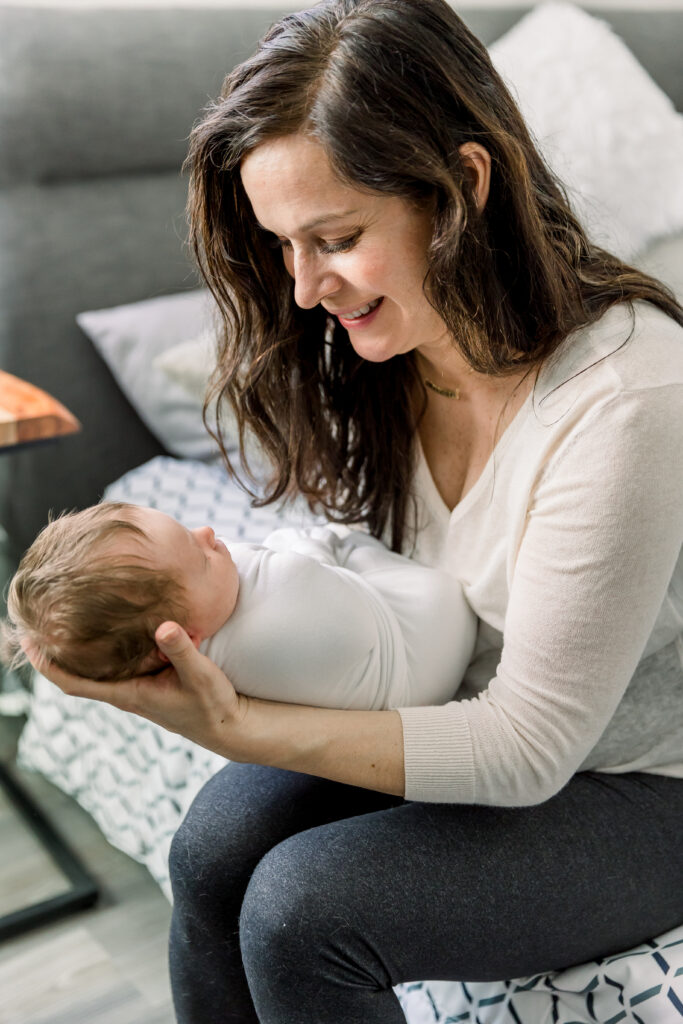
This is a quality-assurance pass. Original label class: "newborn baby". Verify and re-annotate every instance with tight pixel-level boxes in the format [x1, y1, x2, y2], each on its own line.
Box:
[2, 502, 477, 711]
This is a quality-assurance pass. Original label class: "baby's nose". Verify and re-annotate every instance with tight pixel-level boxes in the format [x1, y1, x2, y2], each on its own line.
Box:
[193, 525, 215, 546]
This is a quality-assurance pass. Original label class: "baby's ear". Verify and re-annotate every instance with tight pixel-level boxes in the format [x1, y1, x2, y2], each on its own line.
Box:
[137, 648, 168, 673]
[185, 630, 203, 650]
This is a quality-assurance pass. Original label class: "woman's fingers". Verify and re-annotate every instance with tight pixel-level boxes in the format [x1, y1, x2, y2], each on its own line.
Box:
[154, 622, 204, 689]
[155, 621, 243, 709]
[20, 638, 132, 708]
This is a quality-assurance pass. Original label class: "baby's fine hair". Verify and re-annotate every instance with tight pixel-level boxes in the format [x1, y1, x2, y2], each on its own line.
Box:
[0, 502, 188, 681]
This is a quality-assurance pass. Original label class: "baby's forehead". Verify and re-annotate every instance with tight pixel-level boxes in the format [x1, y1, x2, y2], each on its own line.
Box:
[108, 508, 190, 563]
[97, 521, 154, 560]
[133, 506, 185, 539]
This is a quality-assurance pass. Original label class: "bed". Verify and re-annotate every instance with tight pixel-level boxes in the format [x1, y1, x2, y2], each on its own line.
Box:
[2, 3, 683, 1021]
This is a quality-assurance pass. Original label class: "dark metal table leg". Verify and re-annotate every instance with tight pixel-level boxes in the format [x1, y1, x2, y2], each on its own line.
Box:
[0, 761, 98, 942]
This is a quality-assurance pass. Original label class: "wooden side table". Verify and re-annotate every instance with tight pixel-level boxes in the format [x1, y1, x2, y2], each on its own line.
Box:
[0, 369, 80, 450]
[0, 371, 98, 941]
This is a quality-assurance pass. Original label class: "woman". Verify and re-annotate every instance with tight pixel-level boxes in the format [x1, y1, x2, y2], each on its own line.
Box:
[29, 1, 683, 1021]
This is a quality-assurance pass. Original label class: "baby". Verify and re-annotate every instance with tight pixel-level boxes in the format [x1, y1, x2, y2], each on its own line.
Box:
[1, 502, 477, 711]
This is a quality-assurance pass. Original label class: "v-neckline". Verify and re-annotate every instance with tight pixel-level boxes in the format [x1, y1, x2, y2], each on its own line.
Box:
[416, 388, 534, 522]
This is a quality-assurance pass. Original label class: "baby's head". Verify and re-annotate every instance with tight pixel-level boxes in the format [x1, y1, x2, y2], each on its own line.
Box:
[1, 503, 239, 681]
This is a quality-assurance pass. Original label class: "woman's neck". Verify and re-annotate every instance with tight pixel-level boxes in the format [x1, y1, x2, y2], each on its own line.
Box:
[414, 344, 529, 404]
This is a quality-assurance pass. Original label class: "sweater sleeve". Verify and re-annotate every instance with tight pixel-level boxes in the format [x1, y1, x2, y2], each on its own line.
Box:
[398, 383, 683, 805]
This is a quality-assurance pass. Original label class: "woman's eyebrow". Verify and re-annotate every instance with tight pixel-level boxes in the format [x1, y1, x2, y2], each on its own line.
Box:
[256, 209, 360, 234]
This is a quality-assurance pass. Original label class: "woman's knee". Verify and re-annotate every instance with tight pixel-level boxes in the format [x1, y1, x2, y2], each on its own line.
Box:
[239, 830, 394, 992]
[239, 839, 316, 968]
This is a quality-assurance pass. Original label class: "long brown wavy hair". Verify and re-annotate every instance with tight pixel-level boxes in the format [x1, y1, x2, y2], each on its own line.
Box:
[185, 0, 683, 552]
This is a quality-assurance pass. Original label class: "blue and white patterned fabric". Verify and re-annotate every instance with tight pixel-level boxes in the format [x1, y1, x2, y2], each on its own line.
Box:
[397, 928, 683, 1023]
[103, 452, 325, 538]
[19, 455, 323, 893]
[18, 455, 683, 1024]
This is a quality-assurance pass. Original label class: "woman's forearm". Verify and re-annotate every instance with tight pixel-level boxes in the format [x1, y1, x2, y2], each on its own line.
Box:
[24, 627, 406, 797]
[229, 698, 406, 797]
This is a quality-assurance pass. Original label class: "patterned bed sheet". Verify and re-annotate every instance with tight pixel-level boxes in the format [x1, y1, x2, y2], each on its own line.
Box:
[17, 455, 683, 1024]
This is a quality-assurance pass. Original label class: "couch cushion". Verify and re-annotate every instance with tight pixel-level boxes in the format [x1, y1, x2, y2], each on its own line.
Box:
[0, 5, 289, 186]
[1, 5, 681, 188]
[0, 171, 191, 557]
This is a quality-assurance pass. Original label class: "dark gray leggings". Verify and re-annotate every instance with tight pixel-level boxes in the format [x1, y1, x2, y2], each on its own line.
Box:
[168, 763, 683, 1023]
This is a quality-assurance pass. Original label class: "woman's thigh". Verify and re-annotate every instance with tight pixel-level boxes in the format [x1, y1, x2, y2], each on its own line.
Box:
[240, 771, 683, 1020]
[169, 759, 404, 895]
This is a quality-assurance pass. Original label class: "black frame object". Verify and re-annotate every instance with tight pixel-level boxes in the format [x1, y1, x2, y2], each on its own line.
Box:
[0, 760, 98, 942]
[0, 417, 98, 942]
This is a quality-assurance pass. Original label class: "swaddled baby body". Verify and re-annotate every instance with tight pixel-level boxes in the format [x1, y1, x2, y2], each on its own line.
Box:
[2, 503, 477, 710]
[202, 524, 477, 709]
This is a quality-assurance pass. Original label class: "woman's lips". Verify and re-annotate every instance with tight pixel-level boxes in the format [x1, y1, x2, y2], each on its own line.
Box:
[336, 297, 384, 329]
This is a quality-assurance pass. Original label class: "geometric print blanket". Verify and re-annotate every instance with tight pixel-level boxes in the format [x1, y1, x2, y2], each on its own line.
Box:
[398, 930, 683, 1021]
[17, 455, 683, 1024]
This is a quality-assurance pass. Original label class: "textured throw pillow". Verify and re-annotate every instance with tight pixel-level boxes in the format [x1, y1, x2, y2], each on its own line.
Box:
[153, 329, 217, 405]
[77, 289, 224, 461]
[637, 230, 683, 304]
[152, 329, 266, 474]
[489, 1, 683, 259]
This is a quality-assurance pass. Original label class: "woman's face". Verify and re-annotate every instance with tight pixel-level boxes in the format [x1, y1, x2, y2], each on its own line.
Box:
[240, 133, 451, 363]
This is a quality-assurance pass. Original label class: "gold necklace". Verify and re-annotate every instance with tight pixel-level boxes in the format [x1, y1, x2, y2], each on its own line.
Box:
[424, 377, 462, 400]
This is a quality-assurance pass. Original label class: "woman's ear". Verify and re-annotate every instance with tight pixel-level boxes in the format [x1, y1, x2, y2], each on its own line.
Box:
[459, 142, 491, 211]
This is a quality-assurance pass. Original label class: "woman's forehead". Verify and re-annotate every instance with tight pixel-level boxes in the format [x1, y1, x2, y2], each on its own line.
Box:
[240, 134, 372, 233]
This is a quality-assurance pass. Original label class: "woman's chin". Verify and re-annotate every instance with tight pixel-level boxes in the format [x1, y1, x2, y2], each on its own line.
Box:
[349, 335, 406, 363]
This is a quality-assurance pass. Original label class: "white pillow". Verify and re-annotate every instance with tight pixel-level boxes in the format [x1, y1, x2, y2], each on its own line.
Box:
[77, 289, 224, 461]
[153, 329, 217, 405]
[637, 230, 683, 304]
[489, 1, 683, 260]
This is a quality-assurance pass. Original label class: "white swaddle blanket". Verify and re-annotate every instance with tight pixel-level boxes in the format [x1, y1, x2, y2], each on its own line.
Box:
[202, 525, 477, 710]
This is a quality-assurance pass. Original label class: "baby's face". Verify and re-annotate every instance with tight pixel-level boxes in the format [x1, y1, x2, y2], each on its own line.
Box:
[124, 508, 240, 640]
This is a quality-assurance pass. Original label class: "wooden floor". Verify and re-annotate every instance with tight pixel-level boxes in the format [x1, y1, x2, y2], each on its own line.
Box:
[0, 715, 175, 1024]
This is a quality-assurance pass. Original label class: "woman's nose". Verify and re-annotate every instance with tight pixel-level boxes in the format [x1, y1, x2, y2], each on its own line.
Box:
[290, 251, 341, 310]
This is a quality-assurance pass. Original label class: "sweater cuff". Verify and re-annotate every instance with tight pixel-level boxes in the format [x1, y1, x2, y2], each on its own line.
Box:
[397, 705, 476, 804]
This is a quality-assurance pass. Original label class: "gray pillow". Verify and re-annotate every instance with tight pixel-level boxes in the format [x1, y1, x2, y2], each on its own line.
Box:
[77, 289, 223, 461]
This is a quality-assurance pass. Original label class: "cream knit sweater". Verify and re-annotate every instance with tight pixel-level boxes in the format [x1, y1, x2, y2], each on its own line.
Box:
[397, 301, 683, 805]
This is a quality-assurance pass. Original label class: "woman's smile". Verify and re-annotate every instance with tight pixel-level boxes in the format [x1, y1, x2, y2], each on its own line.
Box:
[332, 296, 384, 329]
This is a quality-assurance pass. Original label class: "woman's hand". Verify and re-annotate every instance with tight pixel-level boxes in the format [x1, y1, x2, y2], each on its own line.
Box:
[22, 622, 249, 757]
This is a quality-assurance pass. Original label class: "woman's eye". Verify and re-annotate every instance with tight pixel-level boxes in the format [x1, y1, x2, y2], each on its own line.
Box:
[268, 234, 359, 255]
[320, 235, 358, 255]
